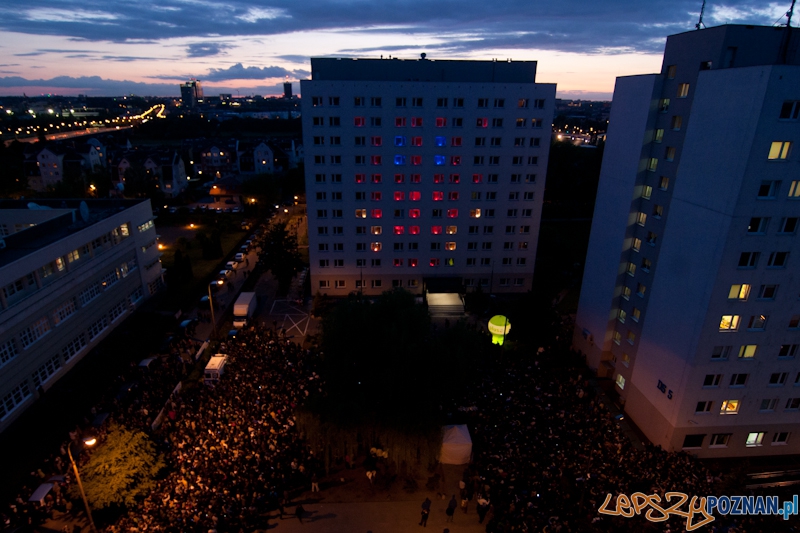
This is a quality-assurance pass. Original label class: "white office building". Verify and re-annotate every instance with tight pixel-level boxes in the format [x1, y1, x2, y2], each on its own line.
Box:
[573, 25, 800, 457]
[0, 199, 164, 432]
[301, 57, 556, 296]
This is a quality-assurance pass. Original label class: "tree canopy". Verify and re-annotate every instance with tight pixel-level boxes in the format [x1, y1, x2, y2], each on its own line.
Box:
[258, 222, 303, 295]
[71, 422, 164, 510]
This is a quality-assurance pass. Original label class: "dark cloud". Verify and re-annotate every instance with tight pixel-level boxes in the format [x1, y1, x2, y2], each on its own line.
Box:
[204, 63, 295, 81]
[187, 43, 224, 58]
[0, 0, 785, 54]
[276, 54, 308, 63]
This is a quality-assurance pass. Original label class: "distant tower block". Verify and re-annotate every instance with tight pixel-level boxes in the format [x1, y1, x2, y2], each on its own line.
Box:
[283, 82, 292, 99]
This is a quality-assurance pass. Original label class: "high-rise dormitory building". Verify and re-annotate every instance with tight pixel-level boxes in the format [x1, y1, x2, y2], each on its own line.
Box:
[302, 57, 556, 295]
[574, 24, 800, 457]
[0, 199, 163, 432]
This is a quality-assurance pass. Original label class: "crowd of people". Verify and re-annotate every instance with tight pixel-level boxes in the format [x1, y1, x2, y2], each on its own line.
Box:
[108, 326, 323, 532]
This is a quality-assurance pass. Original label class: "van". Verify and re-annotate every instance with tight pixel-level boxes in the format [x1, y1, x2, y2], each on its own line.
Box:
[204, 355, 227, 385]
[235, 253, 245, 262]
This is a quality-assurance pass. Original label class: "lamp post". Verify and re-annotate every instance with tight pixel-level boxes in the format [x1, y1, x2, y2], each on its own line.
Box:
[67, 436, 97, 533]
[208, 280, 222, 338]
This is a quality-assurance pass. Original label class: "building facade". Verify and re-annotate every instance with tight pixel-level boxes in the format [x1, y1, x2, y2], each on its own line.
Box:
[573, 25, 800, 457]
[302, 57, 556, 295]
[180, 80, 204, 109]
[0, 199, 164, 432]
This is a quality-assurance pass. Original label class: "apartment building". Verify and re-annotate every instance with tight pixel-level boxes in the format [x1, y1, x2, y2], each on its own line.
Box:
[573, 25, 800, 457]
[0, 199, 163, 432]
[301, 57, 556, 295]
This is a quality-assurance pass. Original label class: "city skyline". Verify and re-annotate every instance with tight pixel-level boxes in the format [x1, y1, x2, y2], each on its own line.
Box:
[0, 0, 792, 99]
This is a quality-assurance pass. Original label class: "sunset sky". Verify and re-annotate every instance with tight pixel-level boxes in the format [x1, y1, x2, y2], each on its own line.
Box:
[0, 1, 792, 99]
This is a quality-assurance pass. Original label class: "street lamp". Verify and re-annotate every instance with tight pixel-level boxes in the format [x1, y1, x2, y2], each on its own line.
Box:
[208, 280, 222, 337]
[67, 436, 97, 533]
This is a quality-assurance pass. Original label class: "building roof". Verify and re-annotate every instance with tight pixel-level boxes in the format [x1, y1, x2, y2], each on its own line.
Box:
[310, 57, 538, 83]
[0, 199, 148, 268]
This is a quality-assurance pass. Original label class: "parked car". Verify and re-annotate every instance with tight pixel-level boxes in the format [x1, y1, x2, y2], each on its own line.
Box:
[232, 207, 241, 214]
[234, 253, 245, 262]
[218, 269, 234, 281]
[226, 260, 240, 270]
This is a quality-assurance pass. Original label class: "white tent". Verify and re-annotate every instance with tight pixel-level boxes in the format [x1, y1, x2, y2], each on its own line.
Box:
[440, 424, 472, 465]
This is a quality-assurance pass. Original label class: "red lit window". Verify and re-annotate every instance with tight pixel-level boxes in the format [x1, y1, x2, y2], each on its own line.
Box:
[371, 192, 382, 201]
[371, 209, 382, 218]
[411, 137, 423, 147]
[394, 174, 405, 183]
[472, 173, 483, 183]
[449, 174, 460, 184]
[371, 242, 382, 252]
[447, 209, 458, 218]
[431, 225, 442, 235]
[394, 225, 405, 235]
[432, 191, 444, 201]
[452, 137, 462, 147]
[433, 174, 445, 184]
[477, 118, 488, 128]
[395, 117, 406, 127]
[355, 173, 366, 183]
[394, 258, 404, 267]
[409, 191, 421, 201]
[371, 174, 382, 183]
[409, 209, 420, 218]
[394, 191, 405, 201]
[411, 117, 423, 127]
[436, 117, 446, 127]
[448, 191, 459, 201]
[410, 174, 421, 183]
[354, 117, 365, 127]
[409, 258, 418, 267]
[371, 136, 382, 146]
[409, 225, 420, 234]
[451, 156, 461, 166]
[430, 258, 440, 267]
[411, 155, 422, 165]
[371, 155, 382, 165]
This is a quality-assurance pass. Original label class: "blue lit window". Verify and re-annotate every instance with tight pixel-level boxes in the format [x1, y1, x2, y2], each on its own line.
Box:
[394, 155, 406, 165]
[435, 136, 447, 147]
[434, 155, 446, 166]
[394, 136, 406, 147]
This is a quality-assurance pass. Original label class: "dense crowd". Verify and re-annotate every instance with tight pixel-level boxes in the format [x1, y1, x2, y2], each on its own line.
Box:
[108, 326, 322, 532]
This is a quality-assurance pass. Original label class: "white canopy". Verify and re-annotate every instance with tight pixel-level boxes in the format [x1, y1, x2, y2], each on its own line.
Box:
[28, 483, 53, 504]
[440, 424, 472, 465]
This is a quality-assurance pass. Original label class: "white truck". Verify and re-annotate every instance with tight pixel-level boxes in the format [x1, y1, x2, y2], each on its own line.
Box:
[204, 354, 227, 385]
[233, 292, 257, 328]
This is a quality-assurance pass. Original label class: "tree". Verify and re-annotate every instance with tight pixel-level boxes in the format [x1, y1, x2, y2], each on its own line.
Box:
[259, 222, 304, 295]
[70, 423, 164, 510]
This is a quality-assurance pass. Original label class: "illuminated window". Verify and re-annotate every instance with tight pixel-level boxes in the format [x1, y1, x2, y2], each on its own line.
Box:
[433, 174, 444, 184]
[470, 209, 481, 218]
[728, 284, 750, 300]
[371, 226, 382, 235]
[431, 226, 442, 235]
[677, 83, 689, 98]
[371, 191, 382, 201]
[355, 209, 367, 218]
[409, 258, 418, 267]
[396, 117, 406, 127]
[394, 258, 403, 267]
[411, 117, 422, 127]
[394, 136, 406, 146]
[409, 192, 421, 201]
[647, 158, 658, 172]
[719, 315, 740, 331]
[409, 225, 420, 235]
[433, 191, 444, 201]
[412, 136, 423, 147]
[746, 432, 765, 447]
[394, 226, 404, 235]
[451, 156, 461, 166]
[371, 242, 382, 252]
[371, 209, 382, 218]
[769, 141, 792, 160]
[410, 174, 421, 183]
[449, 174, 460, 184]
[394, 174, 405, 183]
[355, 173, 366, 183]
[472, 174, 483, 183]
[615, 374, 625, 389]
[446, 226, 457, 235]
[447, 209, 458, 218]
[738, 345, 757, 358]
[411, 155, 422, 165]
[371, 136, 382, 146]
[476, 118, 488, 128]
[435, 136, 447, 146]
[354, 117, 365, 127]
[371, 174, 382, 183]
[394, 191, 405, 201]
[430, 258, 440, 267]
[409, 209, 420, 218]
[435, 155, 446, 166]
[372, 155, 382, 165]
[720, 399, 740, 415]
[394, 155, 406, 165]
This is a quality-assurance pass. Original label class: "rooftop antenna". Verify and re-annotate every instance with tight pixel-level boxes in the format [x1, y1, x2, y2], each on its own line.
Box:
[696, 0, 707, 29]
[779, 0, 796, 63]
